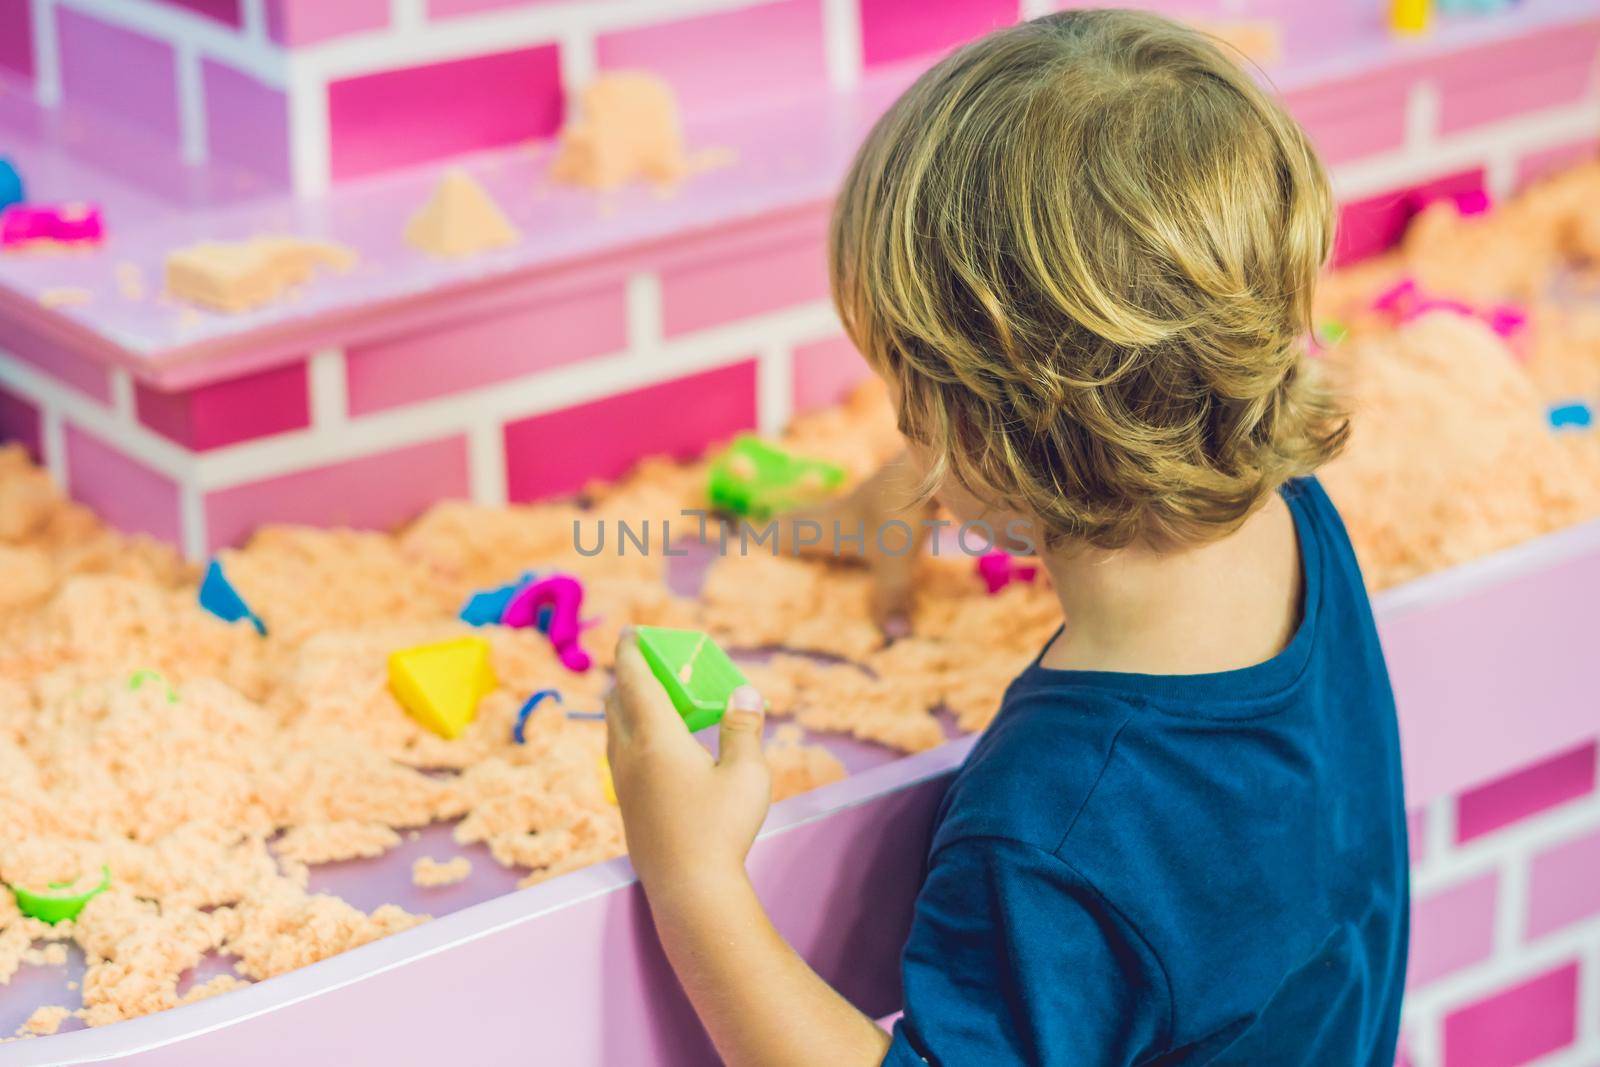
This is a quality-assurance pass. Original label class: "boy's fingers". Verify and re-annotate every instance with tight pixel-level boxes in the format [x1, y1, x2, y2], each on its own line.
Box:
[610, 632, 684, 739]
[717, 685, 766, 770]
[870, 550, 917, 638]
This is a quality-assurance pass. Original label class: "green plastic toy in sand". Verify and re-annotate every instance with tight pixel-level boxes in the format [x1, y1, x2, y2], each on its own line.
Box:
[633, 627, 749, 733]
[11, 866, 111, 924]
[708, 436, 845, 520]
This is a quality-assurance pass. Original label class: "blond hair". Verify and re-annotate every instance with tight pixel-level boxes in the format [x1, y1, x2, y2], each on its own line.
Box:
[831, 9, 1346, 549]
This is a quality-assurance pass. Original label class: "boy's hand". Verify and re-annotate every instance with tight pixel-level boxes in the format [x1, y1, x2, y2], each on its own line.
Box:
[605, 631, 770, 898]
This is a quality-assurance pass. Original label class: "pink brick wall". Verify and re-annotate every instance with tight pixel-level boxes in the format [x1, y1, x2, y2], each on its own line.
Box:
[1409, 874, 1499, 991]
[1283, 67, 1413, 167]
[793, 335, 872, 414]
[56, 8, 181, 146]
[0, 0, 34, 81]
[1528, 827, 1600, 940]
[1434, 24, 1600, 137]
[203, 59, 292, 189]
[328, 44, 563, 181]
[596, 0, 828, 114]
[1333, 169, 1486, 269]
[266, 0, 389, 45]
[503, 360, 757, 501]
[1442, 963, 1579, 1067]
[204, 436, 471, 550]
[135, 361, 310, 451]
[345, 281, 628, 415]
[0, 316, 112, 402]
[1456, 742, 1596, 844]
[156, 0, 242, 27]
[859, 0, 1019, 68]
[661, 223, 830, 337]
[64, 424, 184, 547]
[0, 382, 41, 462]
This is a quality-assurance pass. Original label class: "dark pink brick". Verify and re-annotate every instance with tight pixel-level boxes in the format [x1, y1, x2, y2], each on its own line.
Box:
[0, 318, 112, 401]
[135, 361, 309, 452]
[345, 282, 627, 415]
[204, 436, 470, 550]
[1443, 962, 1578, 1067]
[266, 0, 388, 45]
[0, 0, 35, 80]
[1333, 169, 1486, 267]
[57, 8, 181, 145]
[1456, 742, 1597, 845]
[1528, 826, 1600, 939]
[0, 382, 42, 462]
[1434, 24, 1600, 136]
[1283, 67, 1412, 166]
[661, 227, 829, 337]
[156, 0, 242, 26]
[793, 334, 871, 414]
[597, 0, 827, 114]
[328, 44, 562, 181]
[1408, 873, 1498, 990]
[65, 424, 183, 548]
[504, 361, 757, 502]
[860, 0, 1019, 68]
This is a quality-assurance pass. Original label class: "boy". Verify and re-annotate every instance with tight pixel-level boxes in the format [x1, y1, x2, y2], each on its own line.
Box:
[605, 9, 1409, 1065]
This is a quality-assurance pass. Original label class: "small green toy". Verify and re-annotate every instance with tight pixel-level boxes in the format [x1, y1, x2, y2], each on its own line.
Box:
[708, 436, 845, 519]
[1317, 319, 1349, 347]
[128, 669, 179, 703]
[11, 866, 111, 924]
[633, 627, 749, 733]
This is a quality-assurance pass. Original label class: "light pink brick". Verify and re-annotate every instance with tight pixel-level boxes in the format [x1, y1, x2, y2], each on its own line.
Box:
[1283, 67, 1412, 166]
[1443, 962, 1578, 1067]
[597, 1, 827, 114]
[430, 0, 562, 15]
[1528, 826, 1600, 939]
[793, 335, 871, 414]
[860, 0, 1019, 68]
[1408, 873, 1498, 990]
[1333, 169, 1485, 267]
[136, 361, 309, 451]
[265, 0, 388, 45]
[0, 319, 112, 402]
[661, 229, 829, 337]
[0, 382, 42, 463]
[203, 59, 291, 188]
[65, 424, 183, 548]
[1408, 808, 1429, 867]
[156, 0, 242, 26]
[1456, 742, 1597, 845]
[328, 44, 562, 182]
[346, 282, 627, 415]
[1517, 138, 1600, 190]
[1434, 24, 1600, 136]
[504, 360, 757, 502]
[57, 8, 181, 145]
[204, 437, 470, 550]
[0, 0, 35, 79]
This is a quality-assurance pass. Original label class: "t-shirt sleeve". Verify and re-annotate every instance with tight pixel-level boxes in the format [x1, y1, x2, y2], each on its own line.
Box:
[884, 836, 1169, 1067]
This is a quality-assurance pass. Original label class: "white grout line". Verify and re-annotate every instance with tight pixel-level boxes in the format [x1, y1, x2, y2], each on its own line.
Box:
[1495, 852, 1531, 955]
[1403, 909, 1600, 1021]
[756, 340, 793, 435]
[625, 272, 663, 355]
[30, 0, 61, 108]
[390, 0, 426, 33]
[1414, 792, 1600, 897]
[1403, 1006, 1442, 1067]
[179, 483, 207, 562]
[108, 368, 135, 422]
[468, 420, 508, 508]
[1405, 80, 1441, 154]
[52, 0, 287, 85]
[1018, 0, 1057, 19]
[307, 347, 348, 429]
[557, 26, 597, 95]
[176, 41, 209, 167]
[191, 298, 839, 491]
[1485, 150, 1521, 201]
[821, 0, 863, 92]
[286, 58, 331, 198]
[40, 405, 66, 487]
[239, 0, 266, 44]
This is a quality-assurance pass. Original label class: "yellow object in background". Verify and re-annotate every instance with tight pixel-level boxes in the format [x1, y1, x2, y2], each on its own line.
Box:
[599, 754, 617, 805]
[1390, 0, 1431, 35]
[388, 636, 496, 739]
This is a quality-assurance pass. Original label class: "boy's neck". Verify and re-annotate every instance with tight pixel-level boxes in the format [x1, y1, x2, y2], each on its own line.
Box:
[1036, 492, 1303, 677]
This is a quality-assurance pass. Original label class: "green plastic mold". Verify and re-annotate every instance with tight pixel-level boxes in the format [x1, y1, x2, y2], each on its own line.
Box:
[633, 627, 749, 733]
[11, 865, 111, 924]
[707, 435, 846, 519]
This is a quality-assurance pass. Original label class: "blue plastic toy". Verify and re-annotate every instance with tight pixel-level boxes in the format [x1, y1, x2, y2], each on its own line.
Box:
[198, 560, 266, 635]
[0, 159, 23, 212]
[459, 571, 551, 628]
[1549, 401, 1594, 431]
[512, 688, 562, 744]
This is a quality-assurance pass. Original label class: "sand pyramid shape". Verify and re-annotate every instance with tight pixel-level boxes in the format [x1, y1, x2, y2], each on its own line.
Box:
[405, 169, 520, 257]
[388, 636, 497, 739]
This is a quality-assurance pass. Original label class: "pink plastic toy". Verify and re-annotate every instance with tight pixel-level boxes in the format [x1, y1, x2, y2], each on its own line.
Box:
[0, 202, 104, 247]
[976, 552, 1039, 595]
[501, 574, 591, 671]
[1371, 277, 1527, 349]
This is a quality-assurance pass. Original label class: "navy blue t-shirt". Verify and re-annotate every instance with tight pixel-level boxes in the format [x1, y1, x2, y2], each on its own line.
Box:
[887, 478, 1408, 1066]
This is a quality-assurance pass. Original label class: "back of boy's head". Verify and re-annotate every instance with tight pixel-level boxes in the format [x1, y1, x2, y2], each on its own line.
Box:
[832, 8, 1346, 550]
